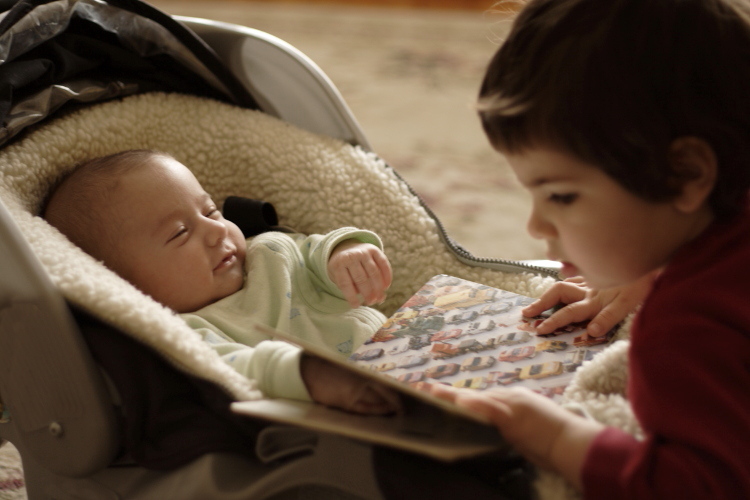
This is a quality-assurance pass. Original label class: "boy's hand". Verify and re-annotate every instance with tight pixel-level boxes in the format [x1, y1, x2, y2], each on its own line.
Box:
[301, 354, 401, 415]
[431, 384, 603, 491]
[521, 271, 658, 337]
[328, 240, 392, 308]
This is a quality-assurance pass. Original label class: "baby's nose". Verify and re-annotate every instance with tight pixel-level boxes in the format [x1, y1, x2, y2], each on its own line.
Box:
[206, 219, 228, 245]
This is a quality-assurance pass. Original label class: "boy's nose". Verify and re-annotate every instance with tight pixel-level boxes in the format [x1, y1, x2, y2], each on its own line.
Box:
[527, 207, 556, 240]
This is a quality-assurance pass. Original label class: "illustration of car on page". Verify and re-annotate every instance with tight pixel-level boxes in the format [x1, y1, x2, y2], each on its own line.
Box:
[397, 353, 430, 369]
[518, 361, 564, 380]
[452, 376, 489, 390]
[429, 329, 464, 343]
[488, 370, 522, 386]
[497, 345, 537, 363]
[352, 348, 384, 361]
[491, 331, 531, 346]
[535, 339, 568, 353]
[397, 371, 425, 383]
[465, 319, 497, 335]
[424, 363, 460, 379]
[460, 356, 497, 372]
[370, 362, 396, 372]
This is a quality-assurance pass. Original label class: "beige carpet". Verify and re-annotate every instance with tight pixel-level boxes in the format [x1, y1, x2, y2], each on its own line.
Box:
[0, 2, 546, 497]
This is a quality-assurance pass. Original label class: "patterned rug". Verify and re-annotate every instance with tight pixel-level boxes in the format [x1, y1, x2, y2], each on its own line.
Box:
[0, 2, 544, 497]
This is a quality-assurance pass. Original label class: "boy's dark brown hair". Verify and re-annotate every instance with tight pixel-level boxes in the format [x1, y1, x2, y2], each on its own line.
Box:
[479, 0, 750, 218]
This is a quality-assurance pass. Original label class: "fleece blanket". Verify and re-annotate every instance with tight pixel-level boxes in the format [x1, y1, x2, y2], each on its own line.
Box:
[0, 92, 638, 498]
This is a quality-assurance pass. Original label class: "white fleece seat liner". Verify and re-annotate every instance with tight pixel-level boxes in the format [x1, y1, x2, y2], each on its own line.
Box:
[0, 92, 640, 498]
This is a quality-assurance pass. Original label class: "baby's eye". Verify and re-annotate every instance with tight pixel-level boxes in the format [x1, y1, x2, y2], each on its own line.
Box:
[548, 193, 578, 205]
[168, 227, 188, 242]
[205, 207, 220, 219]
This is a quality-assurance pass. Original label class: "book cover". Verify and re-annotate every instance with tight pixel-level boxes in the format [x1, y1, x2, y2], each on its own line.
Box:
[232, 274, 613, 461]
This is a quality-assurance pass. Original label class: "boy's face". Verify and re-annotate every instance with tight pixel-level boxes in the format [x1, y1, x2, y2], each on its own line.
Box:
[103, 156, 247, 312]
[505, 147, 710, 289]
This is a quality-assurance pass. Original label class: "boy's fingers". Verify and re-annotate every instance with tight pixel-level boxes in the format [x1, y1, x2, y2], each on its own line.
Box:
[587, 303, 621, 337]
[522, 281, 587, 317]
[536, 300, 596, 334]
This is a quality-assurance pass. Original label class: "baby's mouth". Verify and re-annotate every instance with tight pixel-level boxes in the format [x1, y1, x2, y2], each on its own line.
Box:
[214, 251, 237, 271]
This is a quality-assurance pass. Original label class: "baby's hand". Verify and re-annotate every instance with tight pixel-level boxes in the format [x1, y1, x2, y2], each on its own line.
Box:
[328, 240, 392, 308]
[431, 384, 603, 490]
[522, 271, 658, 337]
[301, 354, 401, 415]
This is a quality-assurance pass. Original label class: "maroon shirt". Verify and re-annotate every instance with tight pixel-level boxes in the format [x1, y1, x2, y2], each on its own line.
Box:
[582, 208, 750, 499]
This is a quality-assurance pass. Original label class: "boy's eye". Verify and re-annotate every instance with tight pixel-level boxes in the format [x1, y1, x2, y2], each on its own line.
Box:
[205, 208, 220, 219]
[548, 193, 578, 205]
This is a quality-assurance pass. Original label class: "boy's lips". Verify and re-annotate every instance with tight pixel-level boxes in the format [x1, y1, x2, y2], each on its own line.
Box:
[559, 261, 579, 278]
[547, 252, 580, 278]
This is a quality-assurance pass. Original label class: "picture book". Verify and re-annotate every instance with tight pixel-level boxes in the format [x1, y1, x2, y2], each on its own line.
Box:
[231, 274, 614, 461]
[352, 274, 613, 401]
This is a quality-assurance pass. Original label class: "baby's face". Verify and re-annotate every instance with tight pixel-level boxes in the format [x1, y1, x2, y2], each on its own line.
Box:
[103, 156, 247, 312]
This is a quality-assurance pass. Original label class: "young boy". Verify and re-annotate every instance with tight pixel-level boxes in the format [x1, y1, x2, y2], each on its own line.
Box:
[434, 0, 750, 498]
[44, 149, 398, 415]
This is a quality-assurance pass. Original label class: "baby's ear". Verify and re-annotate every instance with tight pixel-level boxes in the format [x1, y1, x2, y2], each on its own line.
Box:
[667, 136, 717, 213]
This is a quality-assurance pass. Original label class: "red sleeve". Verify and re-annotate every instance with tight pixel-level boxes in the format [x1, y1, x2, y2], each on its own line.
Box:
[580, 270, 750, 500]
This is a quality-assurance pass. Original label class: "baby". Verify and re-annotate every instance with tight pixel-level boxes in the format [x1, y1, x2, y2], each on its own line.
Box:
[44, 149, 397, 414]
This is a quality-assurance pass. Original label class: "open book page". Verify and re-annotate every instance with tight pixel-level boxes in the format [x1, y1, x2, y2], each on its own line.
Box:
[352, 274, 613, 401]
[231, 274, 613, 461]
[232, 321, 505, 461]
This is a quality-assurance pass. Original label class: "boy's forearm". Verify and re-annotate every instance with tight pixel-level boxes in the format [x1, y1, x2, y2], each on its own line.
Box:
[550, 415, 605, 490]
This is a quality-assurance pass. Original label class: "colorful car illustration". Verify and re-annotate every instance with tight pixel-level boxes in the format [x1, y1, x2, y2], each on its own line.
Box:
[351, 348, 384, 361]
[492, 331, 531, 346]
[397, 353, 430, 369]
[518, 361, 564, 380]
[537, 385, 566, 398]
[452, 376, 489, 390]
[480, 301, 512, 316]
[563, 348, 597, 371]
[408, 334, 432, 350]
[390, 310, 419, 324]
[497, 345, 537, 362]
[434, 287, 496, 310]
[573, 333, 609, 347]
[488, 370, 522, 385]
[424, 363, 460, 379]
[430, 342, 461, 359]
[429, 329, 464, 342]
[387, 342, 410, 356]
[465, 319, 497, 335]
[402, 293, 433, 309]
[397, 371, 425, 383]
[460, 356, 496, 371]
[535, 339, 568, 353]
[370, 362, 396, 372]
[446, 310, 480, 325]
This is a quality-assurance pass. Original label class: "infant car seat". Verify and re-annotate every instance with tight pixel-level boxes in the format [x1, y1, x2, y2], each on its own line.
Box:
[0, 1, 636, 499]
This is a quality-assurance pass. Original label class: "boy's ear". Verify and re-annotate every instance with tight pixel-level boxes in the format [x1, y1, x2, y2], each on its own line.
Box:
[667, 136, 717, 213]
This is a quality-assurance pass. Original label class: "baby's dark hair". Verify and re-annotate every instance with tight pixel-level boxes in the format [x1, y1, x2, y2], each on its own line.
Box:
[44, 149, 172, 260]
[479, 0, 750, 218]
